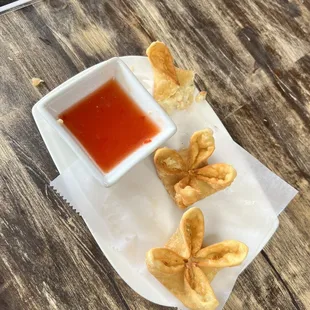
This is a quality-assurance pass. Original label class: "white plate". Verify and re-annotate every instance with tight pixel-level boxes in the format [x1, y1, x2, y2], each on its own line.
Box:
[32, 56, 233, 307]
[33, 56, 297, 309]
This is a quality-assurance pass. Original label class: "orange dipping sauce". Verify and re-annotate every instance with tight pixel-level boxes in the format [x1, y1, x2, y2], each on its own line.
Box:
[59, 79, 159, 172]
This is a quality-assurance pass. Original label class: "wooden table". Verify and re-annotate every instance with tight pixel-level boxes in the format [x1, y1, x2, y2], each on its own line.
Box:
[1, 1, 309, 309]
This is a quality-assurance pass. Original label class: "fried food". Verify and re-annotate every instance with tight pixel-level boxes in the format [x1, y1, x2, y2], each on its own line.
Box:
[146, 41, 195, 112]
[196, 91, 207, 102]
[31, 78, 44, 87]
[154, 129, 237, 209]
[146, 41, 179, 102]
[146, 207, 248, 310]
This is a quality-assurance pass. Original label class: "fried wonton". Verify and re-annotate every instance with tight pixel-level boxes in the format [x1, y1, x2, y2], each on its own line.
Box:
[146, 207, 248, 310]
[154, 129, 237, 209]
[146, 41, 195, 113]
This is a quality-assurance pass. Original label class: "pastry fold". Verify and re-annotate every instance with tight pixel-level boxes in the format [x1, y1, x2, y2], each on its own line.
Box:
[146, 208, 248, 310]
[154, 129, 237, 209]
[146, 41, 195, 112]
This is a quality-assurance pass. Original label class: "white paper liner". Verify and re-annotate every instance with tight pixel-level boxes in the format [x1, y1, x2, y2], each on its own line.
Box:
[51, 127, 297, 309]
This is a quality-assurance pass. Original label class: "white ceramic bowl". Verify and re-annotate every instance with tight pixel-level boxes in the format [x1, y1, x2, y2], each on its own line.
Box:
[36, 57, 176, 186]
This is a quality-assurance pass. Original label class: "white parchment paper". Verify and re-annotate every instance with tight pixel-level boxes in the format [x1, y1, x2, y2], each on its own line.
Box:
[51, 125, 297, 309]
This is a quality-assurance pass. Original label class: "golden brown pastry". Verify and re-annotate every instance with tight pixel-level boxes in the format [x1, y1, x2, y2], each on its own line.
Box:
[154, 129, 237, 209]
[146, 41, 195, 112]
[146, 207, 248, 310]
[195, 91, 207, 102]
[31, 78, 44, 87]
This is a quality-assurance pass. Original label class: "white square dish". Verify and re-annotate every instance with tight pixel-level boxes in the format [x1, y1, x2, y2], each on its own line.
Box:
[35, 57, 176, 187]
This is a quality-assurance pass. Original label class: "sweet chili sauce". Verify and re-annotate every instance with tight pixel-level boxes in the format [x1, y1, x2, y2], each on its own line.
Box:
[59, 79, 159, 172]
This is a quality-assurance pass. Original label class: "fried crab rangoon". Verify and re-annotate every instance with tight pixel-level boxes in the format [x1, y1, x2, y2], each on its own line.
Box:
[146, 207, 248, 310]
[154, 129, 237, 209]
[146, 41, 195, 112]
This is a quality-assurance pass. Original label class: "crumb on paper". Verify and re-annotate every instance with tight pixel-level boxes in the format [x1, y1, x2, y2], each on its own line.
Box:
[31, 78, 44, 87]
[130, 65, 135, 72]
[195, 91, 207, 102]
[57, 118, 64, 124]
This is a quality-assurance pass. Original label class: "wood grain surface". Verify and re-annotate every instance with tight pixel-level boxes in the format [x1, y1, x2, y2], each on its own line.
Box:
[0, 0, 309, 309]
